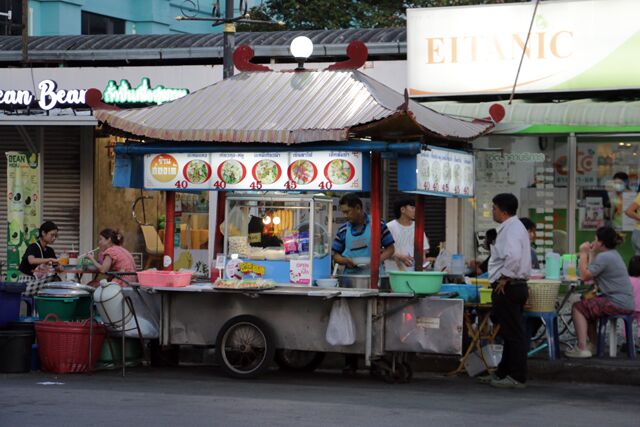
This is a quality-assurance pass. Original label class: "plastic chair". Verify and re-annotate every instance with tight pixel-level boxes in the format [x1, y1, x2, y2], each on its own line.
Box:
[140, 225, 164, 269]
[525, 311, 560, 360]
[596, 314, 636, 359]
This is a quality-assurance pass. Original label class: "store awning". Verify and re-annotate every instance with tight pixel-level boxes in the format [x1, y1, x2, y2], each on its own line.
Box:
[0, 110, 97, 126]
[422, 99, 640, 135]
[94, 69, 493, 144]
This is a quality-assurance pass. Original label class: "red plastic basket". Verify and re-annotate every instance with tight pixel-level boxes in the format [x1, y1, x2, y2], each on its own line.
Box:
[136, 270, 192, 287]
[35, 313, 106, 374]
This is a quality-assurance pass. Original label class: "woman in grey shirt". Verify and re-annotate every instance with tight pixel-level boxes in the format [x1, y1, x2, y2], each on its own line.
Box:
[566, 226, 635, 358]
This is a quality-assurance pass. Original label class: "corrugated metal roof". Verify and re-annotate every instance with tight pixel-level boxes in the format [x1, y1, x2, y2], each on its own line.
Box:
[0, 28, 406, 63]
[94, 69, 492, 144]
[422, 99, 640, 134]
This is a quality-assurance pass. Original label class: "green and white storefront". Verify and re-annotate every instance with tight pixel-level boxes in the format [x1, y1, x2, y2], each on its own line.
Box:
[407, 0, 640, 264]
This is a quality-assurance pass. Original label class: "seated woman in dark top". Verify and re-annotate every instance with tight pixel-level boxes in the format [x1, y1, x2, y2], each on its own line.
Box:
[19, 221, 61, 277]
[469, 228, 497, 276]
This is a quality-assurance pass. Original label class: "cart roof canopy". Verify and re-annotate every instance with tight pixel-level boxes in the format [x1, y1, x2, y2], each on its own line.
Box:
[94, 69, 493, 144]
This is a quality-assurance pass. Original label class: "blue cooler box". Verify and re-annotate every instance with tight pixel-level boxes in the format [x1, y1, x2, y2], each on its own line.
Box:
[440, 284, 480, 303]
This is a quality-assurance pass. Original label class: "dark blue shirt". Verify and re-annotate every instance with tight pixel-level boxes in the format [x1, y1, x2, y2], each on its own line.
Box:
[332, 213, 394, 254]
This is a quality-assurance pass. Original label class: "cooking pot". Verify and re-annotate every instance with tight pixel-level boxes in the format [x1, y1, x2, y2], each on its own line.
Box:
[37, 288, 90, 297]
[337, 274, 389, 289]
[43, 281, 94, 293]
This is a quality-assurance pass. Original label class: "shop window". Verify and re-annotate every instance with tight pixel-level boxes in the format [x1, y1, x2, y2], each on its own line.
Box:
[468, 136, 565, 272]
[573, 140, 640, 261]
[0, 0, 22, 36]
[81, 11, 125, 35]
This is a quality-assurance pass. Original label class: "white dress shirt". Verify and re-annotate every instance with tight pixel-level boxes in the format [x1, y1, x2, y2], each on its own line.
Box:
[488, 215, 532, 283]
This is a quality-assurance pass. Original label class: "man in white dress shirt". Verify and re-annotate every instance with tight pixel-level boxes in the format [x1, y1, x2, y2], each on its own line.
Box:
[384, 198, 429, 272]
[482, 193, 531, 389]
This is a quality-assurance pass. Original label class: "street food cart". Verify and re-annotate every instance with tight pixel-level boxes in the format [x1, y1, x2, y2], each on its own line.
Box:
[90, 41, 493, 380]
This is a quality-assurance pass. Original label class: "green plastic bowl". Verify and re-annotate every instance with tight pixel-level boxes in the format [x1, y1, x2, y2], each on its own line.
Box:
[388, 271, 445, 294]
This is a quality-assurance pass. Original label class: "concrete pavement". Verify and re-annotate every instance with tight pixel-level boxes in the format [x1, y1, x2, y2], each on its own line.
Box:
[1, 367, 639, 427]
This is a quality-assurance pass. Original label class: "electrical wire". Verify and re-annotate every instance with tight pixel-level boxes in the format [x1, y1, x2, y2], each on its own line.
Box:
[509, 0, 541, 105]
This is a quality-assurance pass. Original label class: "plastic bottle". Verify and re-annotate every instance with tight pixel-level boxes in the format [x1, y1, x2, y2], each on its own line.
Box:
[450, 254, 465, 275]
[567, 254, 577, 280]
[544, 252, 561, 280]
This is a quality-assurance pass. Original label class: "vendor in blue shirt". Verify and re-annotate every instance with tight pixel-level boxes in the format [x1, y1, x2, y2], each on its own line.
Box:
[332, 193, 395, 275]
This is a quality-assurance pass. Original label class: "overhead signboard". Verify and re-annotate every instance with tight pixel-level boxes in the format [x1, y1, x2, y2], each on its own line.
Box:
[102, 78, 189, 105]
[397, 146, 474, 198]
[407, 0, 640, 97]
[143, 151, 368, 192]
[0, 77, 189, 110]
[0, 79, 86, 110]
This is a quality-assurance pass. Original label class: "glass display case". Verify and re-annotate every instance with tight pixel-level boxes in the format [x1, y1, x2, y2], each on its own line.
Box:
[223, 194, 333, 284]
[174, 192, 210, 276]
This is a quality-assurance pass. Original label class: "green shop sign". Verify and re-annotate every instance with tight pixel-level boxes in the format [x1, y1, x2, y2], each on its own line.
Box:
[103, 78, 189, 106]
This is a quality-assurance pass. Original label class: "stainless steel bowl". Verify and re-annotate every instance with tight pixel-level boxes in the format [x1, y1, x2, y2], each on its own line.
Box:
[337, 274, 389, 289]
[43, 281, 94, 293]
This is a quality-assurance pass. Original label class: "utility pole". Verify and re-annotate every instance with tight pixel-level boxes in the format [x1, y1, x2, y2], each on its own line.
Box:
[223, 0, 234, 79]
[176, 0, 282, 79]
[21, 0, 27, 63]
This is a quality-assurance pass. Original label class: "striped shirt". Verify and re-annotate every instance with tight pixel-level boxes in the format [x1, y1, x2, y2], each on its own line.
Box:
[332, 213, 395, 254]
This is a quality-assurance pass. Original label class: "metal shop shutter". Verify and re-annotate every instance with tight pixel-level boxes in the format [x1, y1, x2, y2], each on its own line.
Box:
[386, 160, 446, 257]
[0, 126, 81, 273]
[42, 127, 81, 257]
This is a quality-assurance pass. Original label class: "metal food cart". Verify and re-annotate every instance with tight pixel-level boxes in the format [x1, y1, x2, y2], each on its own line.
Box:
[153, 191, 462, 381]
[150, 284, 462, 381]
[90, 41, 492, 381]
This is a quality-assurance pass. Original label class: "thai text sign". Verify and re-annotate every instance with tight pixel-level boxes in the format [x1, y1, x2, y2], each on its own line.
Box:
[143, 151, 366, 192]
[102, 78, 189, 105]
[397, 146, 474, 198]
[407, 0, 640, 97]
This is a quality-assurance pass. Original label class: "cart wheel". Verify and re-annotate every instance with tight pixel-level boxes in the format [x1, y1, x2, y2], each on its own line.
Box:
[394, 362, 412, 384]
[215, 315, 275, 379]
[275, 350, 325, 372]
[402, 362, 413, 382]
[370, 359, 395, 383]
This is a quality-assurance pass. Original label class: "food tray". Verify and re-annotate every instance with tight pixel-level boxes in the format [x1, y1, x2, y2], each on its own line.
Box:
[137, 270, 193, 287]
[214, 279, 276, 290]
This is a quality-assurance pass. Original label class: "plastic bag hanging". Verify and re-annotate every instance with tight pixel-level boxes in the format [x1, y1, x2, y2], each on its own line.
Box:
[325, 299, 356, 346]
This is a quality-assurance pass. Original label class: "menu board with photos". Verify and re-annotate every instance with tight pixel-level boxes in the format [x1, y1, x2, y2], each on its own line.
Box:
[144, 151, 368, 192]
[397, 146, 474, 198]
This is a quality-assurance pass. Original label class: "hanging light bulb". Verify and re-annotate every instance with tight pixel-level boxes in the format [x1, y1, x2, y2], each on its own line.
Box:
[273, 216, 281, 225]
[262, 215, 271, 225]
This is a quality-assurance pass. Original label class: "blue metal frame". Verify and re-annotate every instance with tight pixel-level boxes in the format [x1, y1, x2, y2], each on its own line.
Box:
[113, 140, 421, 192]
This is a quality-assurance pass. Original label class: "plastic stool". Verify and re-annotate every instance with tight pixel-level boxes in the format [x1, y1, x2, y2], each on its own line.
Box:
[525, 311, 560, 360]
[596, 314, 636, 359]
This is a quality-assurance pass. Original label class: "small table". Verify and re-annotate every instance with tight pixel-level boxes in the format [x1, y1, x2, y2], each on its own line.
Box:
[448, 303, 500, 376]
[60, 265, 99, 282]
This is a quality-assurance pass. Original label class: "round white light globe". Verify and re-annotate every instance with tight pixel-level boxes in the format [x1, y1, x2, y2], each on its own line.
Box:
[290, 36, 314, 59]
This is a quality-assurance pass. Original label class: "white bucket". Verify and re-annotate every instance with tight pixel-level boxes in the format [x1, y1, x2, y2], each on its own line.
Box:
[93, 280, 135, 332]
[464, 344, 503, 377]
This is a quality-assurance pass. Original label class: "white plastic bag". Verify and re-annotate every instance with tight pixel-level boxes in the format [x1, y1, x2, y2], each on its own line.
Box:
[325, 299, 356, 346]
[434, 249, 451, 272]
[219, 205, 248, 237]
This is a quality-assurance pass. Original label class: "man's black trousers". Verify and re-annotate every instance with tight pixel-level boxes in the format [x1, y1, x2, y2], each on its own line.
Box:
[491, 281, 529, 383]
